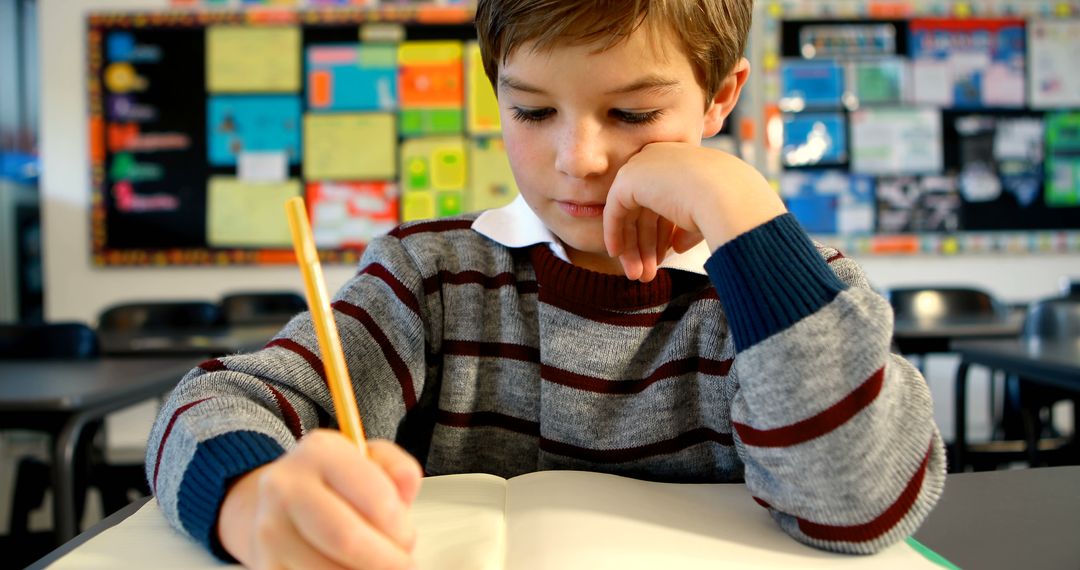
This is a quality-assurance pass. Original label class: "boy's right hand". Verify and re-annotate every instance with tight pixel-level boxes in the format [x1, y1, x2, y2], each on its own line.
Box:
[217, 430, 423, 570]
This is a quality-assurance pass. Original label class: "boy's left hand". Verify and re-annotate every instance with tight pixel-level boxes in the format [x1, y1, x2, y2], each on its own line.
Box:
[603, 142, 786, 282]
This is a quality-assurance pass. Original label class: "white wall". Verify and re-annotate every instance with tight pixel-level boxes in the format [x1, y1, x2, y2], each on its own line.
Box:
[39, 0, 358, 325]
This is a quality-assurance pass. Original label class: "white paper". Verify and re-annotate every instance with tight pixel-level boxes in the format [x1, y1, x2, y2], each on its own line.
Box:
[850, 107, 943, 175]
[1029, 20, 1080, 108]
[911, 61, 952, 106]
[237, 151, 288, 183]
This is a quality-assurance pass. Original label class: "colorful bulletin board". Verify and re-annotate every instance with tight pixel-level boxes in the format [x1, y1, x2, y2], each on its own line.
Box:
[88, 6, 517, 266]
[757, 0, 1080, 255]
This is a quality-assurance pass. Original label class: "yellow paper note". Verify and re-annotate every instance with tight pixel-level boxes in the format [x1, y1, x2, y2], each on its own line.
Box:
[304, 113, 397, 180]
[467, 138, 518, 212]
[467, 43, 501, 135]
[207, 26, 301, 93]
[206, 177, 301, 247]
[400, 137, 466, 221]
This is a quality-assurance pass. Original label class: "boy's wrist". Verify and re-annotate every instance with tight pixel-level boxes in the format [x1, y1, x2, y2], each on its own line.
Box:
[694, 161, 787, 252]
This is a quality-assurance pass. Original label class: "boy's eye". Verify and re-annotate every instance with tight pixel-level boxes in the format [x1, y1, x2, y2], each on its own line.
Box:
[511, 107, 554, 124]
[612, 109, 663, 125]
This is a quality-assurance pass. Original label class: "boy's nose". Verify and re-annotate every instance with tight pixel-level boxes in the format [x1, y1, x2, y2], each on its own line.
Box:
[554, 121, 609, 180]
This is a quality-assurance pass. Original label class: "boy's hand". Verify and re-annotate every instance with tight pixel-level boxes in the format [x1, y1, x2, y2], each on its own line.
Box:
[603, 142, 786, 282]
[217, 431, 423, 570]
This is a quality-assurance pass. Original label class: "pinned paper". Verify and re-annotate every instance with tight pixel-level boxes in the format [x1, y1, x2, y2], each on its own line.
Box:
[238, 151, 288, 183]
[466, 43, 501, 135]
[207, 26, 301, 92]
[399, 41, 464, 136]
[307, 44, 397, 111]
[850, 108, 942, 175]
[304, 113, 396, 180]
[400, 136, 466, 221]
[206, 177, 301, 247]
[307, 181, 399, 247]
[208, 96, 301, 165]
[468, 138, 518, 211]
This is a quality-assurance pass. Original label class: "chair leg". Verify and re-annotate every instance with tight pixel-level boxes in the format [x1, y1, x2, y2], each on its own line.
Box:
[953, 361, 970, 473]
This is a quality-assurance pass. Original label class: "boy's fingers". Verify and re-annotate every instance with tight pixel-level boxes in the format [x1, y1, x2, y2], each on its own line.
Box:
[368, 440, 424, 504]
[671, 228, 704, 253]
[288, 483, 414, 570]
[620, 218, 643, 281]
[636, 212, 658, 283]
[656, 218, 674, 263]
[257, 512, 352, 570]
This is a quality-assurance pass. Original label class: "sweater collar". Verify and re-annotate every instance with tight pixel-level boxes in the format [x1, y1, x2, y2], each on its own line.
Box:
[472, 194, 711, 276]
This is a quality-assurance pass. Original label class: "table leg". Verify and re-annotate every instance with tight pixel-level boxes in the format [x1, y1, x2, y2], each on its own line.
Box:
[953, 361, 970, 473]
[51, 412, 94, 542]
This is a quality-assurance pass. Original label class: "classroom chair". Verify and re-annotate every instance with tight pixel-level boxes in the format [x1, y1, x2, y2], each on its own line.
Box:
[97, 300, 223, 331]
[887, 286, 1006, 322]
[0, 322, 104, 547]
[220, 291, 307, 326]
[1002, 297, 1080, 467]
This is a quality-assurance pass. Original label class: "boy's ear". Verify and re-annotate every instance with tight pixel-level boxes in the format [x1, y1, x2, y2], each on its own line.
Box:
[703, 57, 751, 138]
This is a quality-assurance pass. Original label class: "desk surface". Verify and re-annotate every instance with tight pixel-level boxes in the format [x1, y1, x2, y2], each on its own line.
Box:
[98, 325, 280, 357]
[29, 466, 1080, 570]
[0, 357, 196, 411]
[951, 338, 1080, 391]
[893, 311, 1025, 340]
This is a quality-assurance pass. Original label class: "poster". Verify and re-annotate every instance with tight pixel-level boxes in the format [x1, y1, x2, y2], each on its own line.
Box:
[1028, 20, 1080, 108]
[1045, 112, 1080, 207]
[909, 18, 1026, 109]
[876, 175, 961, 233]
[781, 112, 847, 167]
[780, 170, 875, 235]
[850, 107, 942, 175]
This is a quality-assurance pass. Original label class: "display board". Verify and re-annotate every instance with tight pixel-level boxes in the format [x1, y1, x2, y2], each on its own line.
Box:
[755, 0, 1080, 255]
[88, 6, 516, 266]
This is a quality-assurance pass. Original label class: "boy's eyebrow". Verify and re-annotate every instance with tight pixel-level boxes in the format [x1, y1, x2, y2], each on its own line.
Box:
[498, 74, 681, 96]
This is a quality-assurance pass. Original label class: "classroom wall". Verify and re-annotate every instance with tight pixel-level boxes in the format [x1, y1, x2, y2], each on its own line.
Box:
[40, 0, 1078, 327]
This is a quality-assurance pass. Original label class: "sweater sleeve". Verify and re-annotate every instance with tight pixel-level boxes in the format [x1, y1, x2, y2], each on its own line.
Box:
[144, 233, 434, 558]
[705, 213, 946, 554]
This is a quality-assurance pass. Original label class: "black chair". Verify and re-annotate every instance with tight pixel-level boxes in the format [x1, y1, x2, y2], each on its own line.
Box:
[97, 301, 222, 331]
[0, 322, 100, 359]
[1059, 278, 1080, 299]
[220, 291, 306, 326]
[1, 323, 102, 552]
[1002, 298, 1080, 467]
[887, 286, 1008, 358]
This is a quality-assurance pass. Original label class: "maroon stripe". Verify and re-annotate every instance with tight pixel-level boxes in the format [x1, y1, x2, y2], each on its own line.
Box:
[197, 358, 226, 372]
[693, 288, 720, 302]
[152, 397, 212, 492]
[262, 382, 303, 440]
[389, 219, 473, 239]
[753, 496, 772, 509]
[360, 263, 420, 316]
[543, 297, 696, 327]
[734, 366, 885, 448]
[796, 441, 934, 542]
[442, 339, 540, 363]
[826, 252, 845, 263]
[422, 270, 538, 296]
[266, 338, 326, 384]
[540, 427, 734, 463]
[332, 300, 418, 409]
[437, 409, 540, 437]
[542, 357, 733, 394]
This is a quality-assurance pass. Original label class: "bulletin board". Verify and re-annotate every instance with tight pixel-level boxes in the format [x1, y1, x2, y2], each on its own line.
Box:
[755, 0, 1080, 255]
[88, 6, 517, 266]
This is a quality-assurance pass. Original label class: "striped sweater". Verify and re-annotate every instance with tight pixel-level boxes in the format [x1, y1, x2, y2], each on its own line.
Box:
[146, 213, 945, 558]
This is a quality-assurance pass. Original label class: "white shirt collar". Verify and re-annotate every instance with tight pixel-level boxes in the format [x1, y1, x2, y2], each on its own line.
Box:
[472, 194, 710, 275]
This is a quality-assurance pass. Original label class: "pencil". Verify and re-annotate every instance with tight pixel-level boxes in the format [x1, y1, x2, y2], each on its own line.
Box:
[285, 197, 368, 453]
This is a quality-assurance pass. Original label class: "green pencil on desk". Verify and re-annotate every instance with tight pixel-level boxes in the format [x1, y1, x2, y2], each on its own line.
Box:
[284, 196, 368, 453]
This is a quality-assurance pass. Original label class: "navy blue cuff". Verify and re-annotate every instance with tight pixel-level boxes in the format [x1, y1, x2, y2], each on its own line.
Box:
[176, 431, 285, 562]
[705, 214, 847, 352]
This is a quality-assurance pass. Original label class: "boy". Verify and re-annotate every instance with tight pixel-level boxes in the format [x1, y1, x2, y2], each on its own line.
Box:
[147, 1, 945, 568]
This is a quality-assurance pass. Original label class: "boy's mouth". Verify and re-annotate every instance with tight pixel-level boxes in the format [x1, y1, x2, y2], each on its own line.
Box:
[557, 201, 605, 218]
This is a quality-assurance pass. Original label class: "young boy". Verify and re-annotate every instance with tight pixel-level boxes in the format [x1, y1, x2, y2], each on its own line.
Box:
[147, 1, 945, 567]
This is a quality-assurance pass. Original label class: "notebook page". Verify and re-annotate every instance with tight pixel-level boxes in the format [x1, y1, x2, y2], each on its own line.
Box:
[411, 473, 508, 570]
[49, 499, 233, 569]
[504, 470, 940, 570]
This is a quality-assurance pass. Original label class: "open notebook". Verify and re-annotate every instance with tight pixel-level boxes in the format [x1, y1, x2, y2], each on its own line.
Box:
[50, 470, 950, 569]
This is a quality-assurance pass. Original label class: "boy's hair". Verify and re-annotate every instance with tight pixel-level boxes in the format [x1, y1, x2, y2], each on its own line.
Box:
[475, 0, 753, 99]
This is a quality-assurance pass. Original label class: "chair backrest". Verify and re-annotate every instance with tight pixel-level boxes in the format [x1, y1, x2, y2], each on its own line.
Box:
[1061, 278, 1080, 299]
[97, 301, 222, 331]
[220, 291, 307, 325]
[1022, 298, 1080, 340]
[0, 322, 100, 359]
[886, 287, 1005, 321]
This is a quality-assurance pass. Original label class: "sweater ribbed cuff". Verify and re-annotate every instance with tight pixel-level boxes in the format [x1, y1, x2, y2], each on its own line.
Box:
[176, 431, 285, 561]
[705, 214, 847, 352]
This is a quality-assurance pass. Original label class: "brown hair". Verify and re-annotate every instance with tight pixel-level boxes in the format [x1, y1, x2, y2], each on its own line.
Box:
[475, 0, 753, 99]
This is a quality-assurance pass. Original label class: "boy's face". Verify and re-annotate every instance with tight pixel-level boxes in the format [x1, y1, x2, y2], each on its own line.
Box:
[496, 24, 732, 272]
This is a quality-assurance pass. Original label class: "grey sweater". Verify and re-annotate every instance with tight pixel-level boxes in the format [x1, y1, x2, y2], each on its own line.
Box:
[146, 213, 945, 558]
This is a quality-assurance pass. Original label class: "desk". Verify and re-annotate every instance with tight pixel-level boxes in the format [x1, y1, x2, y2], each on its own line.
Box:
[29, 467, 1080, 570]
[98, 324, 280, 357]
[892, 310, 1024, 355]
[951, 338, 1080, 470]
[0, 357, 197, 542]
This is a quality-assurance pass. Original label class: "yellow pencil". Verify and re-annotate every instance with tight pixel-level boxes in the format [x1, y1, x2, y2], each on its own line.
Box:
[285, 197, 368, 453]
